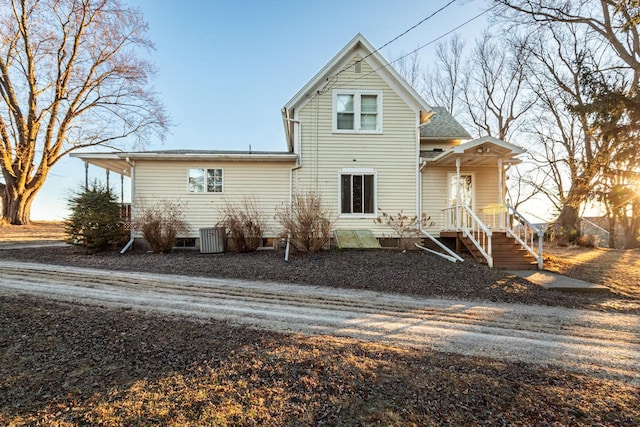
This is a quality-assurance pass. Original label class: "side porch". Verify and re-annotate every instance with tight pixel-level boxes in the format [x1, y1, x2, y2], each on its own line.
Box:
[421, 136, 543, 270]
[439, 203, 544, 270]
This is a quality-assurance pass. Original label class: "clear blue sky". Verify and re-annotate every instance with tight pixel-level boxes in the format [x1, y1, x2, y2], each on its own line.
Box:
[33, 0, 490, 220]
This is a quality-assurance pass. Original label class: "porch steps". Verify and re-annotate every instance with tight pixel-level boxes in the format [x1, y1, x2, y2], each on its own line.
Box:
[453, 231, 538, 270]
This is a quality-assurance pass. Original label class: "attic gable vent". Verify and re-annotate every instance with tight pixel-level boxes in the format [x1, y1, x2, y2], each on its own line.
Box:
[355, 61, 361, 73]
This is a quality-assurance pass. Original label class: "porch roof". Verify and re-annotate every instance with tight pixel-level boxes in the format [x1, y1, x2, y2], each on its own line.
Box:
[422, 136, 524, 167]
[71, 150, 298, 177]
[70, 152, 132, 177]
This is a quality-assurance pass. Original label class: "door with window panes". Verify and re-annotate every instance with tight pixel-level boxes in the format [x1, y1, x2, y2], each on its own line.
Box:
[449, 173, 473, 228]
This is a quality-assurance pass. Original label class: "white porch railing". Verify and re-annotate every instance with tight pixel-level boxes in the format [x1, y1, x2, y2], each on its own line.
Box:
[505, 202, 544, 269]
[443, 205, 493, 268]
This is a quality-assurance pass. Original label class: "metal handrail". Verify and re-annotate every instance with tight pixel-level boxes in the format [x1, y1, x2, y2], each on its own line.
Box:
[505, 202, 544, 269]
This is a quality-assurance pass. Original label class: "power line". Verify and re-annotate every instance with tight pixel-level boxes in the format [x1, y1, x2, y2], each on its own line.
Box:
[333, 4, 500, 90]
[322, 0, 458, 92]
[362, 0, 457, 66]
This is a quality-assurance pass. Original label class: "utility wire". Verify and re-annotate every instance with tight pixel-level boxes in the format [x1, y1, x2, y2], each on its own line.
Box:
[332, 3, 499, 90]
[359, 0, 457, 69]
[321, 0, 457, 93]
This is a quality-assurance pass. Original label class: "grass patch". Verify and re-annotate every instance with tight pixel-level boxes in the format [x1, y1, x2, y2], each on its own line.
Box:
[0, 221, 65, 243]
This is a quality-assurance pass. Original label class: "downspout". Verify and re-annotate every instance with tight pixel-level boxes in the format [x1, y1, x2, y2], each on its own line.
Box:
[455, 156, 461, 229]
[418, 159, 464, 263]
[414, 114, 462, 263]
[120, 157, 135, 254]
[283, 117, 302, 262]
[498, 157, 504, 230]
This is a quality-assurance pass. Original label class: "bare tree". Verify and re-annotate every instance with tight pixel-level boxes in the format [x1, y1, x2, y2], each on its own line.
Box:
[462, 31, 535, 141]
[495, 0, 640, 242]
[391, 50, 422, 93]
[0, 0, 168, 225]
[422, 34, 466, 115]
[495, 0, 640, 84]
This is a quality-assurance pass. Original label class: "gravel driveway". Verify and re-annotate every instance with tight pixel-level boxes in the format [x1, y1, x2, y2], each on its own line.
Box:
[1, 259, 638, 384]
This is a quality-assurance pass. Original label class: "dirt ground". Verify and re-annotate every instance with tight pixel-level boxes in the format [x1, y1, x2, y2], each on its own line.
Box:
[1, 222, 639, 316]
[1, 223, 639, 425]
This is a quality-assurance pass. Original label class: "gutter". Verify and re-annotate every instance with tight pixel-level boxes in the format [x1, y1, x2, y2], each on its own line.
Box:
[119, 153, 297, 162]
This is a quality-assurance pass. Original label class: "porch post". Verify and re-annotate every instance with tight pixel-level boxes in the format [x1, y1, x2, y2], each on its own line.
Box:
[498, 158, 504, 229]
[456, 156, 461, 229]
[84, 162, 89, 189]
[106, 169, 110, 189]
[120, 174, 124, 205]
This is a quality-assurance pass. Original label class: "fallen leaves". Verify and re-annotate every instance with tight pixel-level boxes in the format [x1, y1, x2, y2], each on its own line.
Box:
[1, 295, 639, 426]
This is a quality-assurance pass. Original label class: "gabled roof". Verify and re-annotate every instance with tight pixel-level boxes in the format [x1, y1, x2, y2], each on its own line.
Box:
[282, 33, 432, 151]
[420, 107, 471, 140]
[450, 136, 525, 155]
[424, 135, 525, 167]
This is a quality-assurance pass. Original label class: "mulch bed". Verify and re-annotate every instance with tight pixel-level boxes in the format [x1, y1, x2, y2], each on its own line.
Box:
[2, 245, 638, 313]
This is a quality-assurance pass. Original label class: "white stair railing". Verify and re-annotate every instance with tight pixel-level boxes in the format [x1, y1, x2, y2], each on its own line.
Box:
[443, 205, 493, 268]
[505, 202, 544, 269]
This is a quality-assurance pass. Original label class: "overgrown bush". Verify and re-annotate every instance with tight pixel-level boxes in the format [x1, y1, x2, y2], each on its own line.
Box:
[276, 192, 333, 254]
[133, 199, 190, 253]
[218, 197, 265, 253]
[64, 183, 127, 253]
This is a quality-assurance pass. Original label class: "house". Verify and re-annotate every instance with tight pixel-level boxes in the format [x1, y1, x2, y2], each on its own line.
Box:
[73, 34, 542, 269]
[581, 216, 626, 248]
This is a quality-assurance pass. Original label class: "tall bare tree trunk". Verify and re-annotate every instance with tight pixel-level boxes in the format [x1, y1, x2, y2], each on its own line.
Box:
[554, 204, 581, 246]
[607, 215, 617, 248]
[1, 181, 38, 225]
[0, 0, 168, 225]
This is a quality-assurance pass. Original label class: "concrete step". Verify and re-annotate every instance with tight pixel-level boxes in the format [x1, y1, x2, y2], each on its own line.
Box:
[494, 261, 538, 270]
[509, 270, 610, 293]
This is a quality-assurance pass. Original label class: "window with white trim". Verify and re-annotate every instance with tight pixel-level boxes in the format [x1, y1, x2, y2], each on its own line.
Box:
[333, 90, 382, 133]
[188, 168, 223, 193]
[340, 173, 375, 215]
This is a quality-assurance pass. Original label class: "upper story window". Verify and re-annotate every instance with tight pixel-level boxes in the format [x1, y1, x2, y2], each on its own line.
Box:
[188, 168, 223, 193]
[333, 90, 383, 133]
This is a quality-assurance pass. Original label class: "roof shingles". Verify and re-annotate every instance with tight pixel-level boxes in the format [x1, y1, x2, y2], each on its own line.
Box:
[420, 107, 471, 140]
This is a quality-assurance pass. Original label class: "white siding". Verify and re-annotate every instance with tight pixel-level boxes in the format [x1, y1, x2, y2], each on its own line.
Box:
[134, 160, 292, 238]
[294, 53, 419, 236]
[421, 166, 449, 234]
[421, 165, 500, 235]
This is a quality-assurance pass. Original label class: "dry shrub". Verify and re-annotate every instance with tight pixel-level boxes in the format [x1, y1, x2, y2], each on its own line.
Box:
[374, 209, 433, 239]
[276, 192, 333, 254]
[133, 199, 190, 253]
[577, 234, 599, 248]
[218, 197, 265, 253]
